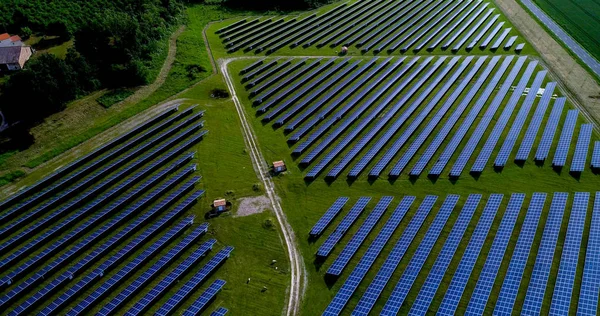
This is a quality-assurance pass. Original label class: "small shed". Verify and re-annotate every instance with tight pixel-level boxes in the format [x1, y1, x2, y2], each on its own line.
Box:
[273, 160, 286, 173]
[214, 199, 227, 212]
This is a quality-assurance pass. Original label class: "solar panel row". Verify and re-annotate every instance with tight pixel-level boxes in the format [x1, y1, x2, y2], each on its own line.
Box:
[370, 1, 432, 53]
[241, 59, 276, 82]
[309, 197, 349, 238]
[182, 280, 226, 316]
[239, 58, 263, 74]
[154, 246, 234, 315]
[411, 1, 473, 52]
[98, 225, 211, 315]
[570, 124, 593, 172]
[515, 82, 557, 161]
[491, 27, 512, 50]
[422, 1, 483, 51]
[353, 196, 439, 315]
[552, 109, 579, 167]
[246, 59, 291, 88]
[409, 194, 482, 315]
[317, 197, 371, 258]
[252, 58, 321, 103]
[535, 97, 566, 161]
[67, 217, 196, 315]
[446, 7, 493, 50]
[211, 307, 229, 316]
[326, 196, 393, 275]
[591, 141, 600, 169]
[577, 192, 600, 315]
[466, 14, 500, 50]
[380, 195, 460, 315]
[494, 193, 546, 315]
[394, 1, 453, 53]
[479, 22, 505, 49]
[124, 241, 216, 316]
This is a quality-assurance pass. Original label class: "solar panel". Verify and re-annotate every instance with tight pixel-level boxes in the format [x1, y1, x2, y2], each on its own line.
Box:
[504, 35, 518, 49]
[570, 124, 593, 172]
[576, 192, 600, 315]
[37, 190, 204, 315]
[549, 192, 589, 315]
[182, 279, 226, 316]
[425, 55, 514, 176]
[515, 82, 557, 161]
[479, 22, 505, 49]
[210, 307, 229, 316]
[322, 197, 416, 314]
[241, 59, 277, 82]
[552, 109, 579, 167]
[436, 194, 503, 315]
[386, 57, 486, 177]
[124, 242, 217, 316]
[493, 70, 547, 167]
[464, 193, 526, 315]
[317, 197, 371, 257]
[522, 192, 568, 315]
[309, 197, 349, 237]
[326, 196, 393, 275]
[466, 14, 500, 50]
[352, 196, 439, 315]
[469, 65, 542, 173]
[97, 224, 210, 316]
[340, 56, 463, 179]
[245, 59, 291, 88]
[494, 193, 546, 315]
[448, 56, 529, 177]
[535, 97, 566, 161]
[592, 141, 600, 169]
[515, 43, 525, 52]
[409, 194, 482, 315]
[67, 217, 195, 315]
[380, 195, 460, 315]
[154, 247, 233, 316]
[490, 28, 512, 50]
[0, 175, 201, 311]
[239, 58, 264, 74]
[447, 7, 493, 50]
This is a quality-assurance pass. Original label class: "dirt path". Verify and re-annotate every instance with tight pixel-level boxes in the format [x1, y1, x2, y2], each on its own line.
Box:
[220, 58, 305, 316]
[494, 0, 600, 126]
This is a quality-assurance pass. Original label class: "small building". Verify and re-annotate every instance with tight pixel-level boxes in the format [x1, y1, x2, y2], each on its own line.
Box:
[273, 160, 286, 173]
[0, 35, 22, 47]
[213, 199, 227, 212]
[0, 46, 32, 71]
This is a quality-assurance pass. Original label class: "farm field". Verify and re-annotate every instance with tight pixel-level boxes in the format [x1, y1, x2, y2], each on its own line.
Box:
[530, 0, 600, 64]
[2, 0, 600, 315]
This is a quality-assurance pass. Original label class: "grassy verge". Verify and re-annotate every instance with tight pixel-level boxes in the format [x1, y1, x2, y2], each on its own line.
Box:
[96, 89, 134, 108]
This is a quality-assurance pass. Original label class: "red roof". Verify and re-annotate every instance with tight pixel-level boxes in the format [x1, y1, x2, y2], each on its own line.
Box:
[9, 35, 21, 42]
[0, 33, 9, 41]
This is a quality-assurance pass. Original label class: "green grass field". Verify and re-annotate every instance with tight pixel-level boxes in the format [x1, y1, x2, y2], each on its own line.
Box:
[532, 0, 600, 63]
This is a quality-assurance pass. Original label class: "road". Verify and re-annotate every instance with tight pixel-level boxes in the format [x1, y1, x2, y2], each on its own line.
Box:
[220, 59, 305, 316]
[518, 0, 600, 78]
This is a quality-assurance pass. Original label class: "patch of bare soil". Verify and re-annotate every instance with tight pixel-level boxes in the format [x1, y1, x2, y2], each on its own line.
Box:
[235, 195, 272, 217]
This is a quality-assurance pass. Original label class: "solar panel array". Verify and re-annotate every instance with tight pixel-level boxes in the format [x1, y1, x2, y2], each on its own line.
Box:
[552, 109, 579, 167]
[577, 192, 600, 315]
[591, 141, 600, 169]
[535, 97, 566, 161]
[181, 279, 226, 316]
[219, 0, 519, 54]
[570, 124, 593, 172]
[317, 197, 370, 257]
[309, 197, 349, 237]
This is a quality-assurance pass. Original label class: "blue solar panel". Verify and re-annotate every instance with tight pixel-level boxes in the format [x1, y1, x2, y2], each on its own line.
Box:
[0, 156, 194, 282]
[522, 192, 568, 315]
[449, 57, 531, 177]
[591, 141, 600, 169]
[322, 196, 416, 314]
[38, 190, 204, 315]
[577, 192, 600, 315]
[447, 7, 493, 50]
[1, 174, 200, 311]
[468, 64, 541, 174]
[97, 225, 210, 316]
[387, 57, 486, 177]
[535, 97, 566, 161]
[494, 193, 546, 315]
[436, 194, 503, 315]
[291, 58, 396, 152]
[466, 14, 500, 50]
[309, 197, 349, 237]
[340, 56, 462, 179]
[154, 247, 233, 316]
[299, 57, 409, 168]
[181, 279, 226, 316]
[490, 28, 512, 50]
[504, 36, 518, 49]
[210, 307, 228, 316]
[67, 217, 195, 315]
[464, 193, 526, 315]
[380, 195, 460, 315]
[515, 82, 557, 161]
[326, 196, 393, 275]
[479, 22, 505, 49]
[549, 192, 589, 315]
[552, 109, 579, 167]
[355, 56, 464, 178]
[493, 71, 547, 167]
[424, 56, 513, 176]
[124, 241, 217, 316]
[352, 196, 438, 315]
[317, 197, 371, 257]
[409, 194, 482, 315]
[570, 124, 593, 172]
